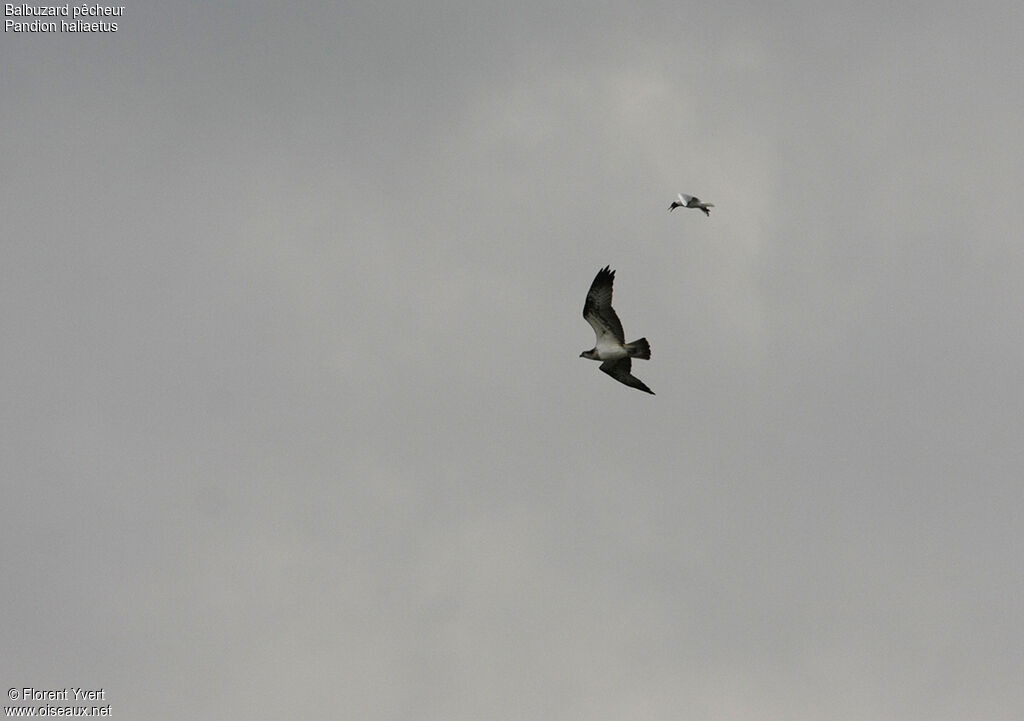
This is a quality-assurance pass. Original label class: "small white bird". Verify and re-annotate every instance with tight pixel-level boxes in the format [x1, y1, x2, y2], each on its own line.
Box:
[580, 266, 654, 395]
[669, 193, 714, 217]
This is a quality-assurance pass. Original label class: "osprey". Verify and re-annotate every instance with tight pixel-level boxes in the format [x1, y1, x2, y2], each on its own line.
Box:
[580, 266, 654, 395]
[669, 193, 714, 216]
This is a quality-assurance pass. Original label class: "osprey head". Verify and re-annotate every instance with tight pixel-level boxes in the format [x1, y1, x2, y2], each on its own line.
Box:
[580, 348, 597, 359]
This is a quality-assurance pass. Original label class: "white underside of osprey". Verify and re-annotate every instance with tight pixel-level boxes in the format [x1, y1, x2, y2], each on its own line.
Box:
[592, 338, 628, 361]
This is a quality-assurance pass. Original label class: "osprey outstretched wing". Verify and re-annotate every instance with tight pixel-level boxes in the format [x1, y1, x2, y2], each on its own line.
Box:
[579, 266, 654, 395]
[583, 265, 625, 346]
[599, 357, 654, 395]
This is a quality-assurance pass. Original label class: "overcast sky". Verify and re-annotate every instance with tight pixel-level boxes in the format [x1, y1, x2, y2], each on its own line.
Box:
[2, 2, 1022, 719]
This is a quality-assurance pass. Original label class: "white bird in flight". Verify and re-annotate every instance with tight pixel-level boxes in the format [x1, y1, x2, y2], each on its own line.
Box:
[669, 193, 714, 217]
[579, 266, 654, 395]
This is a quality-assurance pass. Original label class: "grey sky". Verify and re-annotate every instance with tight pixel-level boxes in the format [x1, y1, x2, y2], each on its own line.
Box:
[2, 1, 1022, 719]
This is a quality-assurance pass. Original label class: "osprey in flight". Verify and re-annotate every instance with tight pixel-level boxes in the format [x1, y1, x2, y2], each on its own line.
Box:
[669, 193, 714, 216]
[580, 266, 654, 395]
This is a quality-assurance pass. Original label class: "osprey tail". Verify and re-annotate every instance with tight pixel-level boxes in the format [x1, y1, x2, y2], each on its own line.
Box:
[626, 337, 651, 360]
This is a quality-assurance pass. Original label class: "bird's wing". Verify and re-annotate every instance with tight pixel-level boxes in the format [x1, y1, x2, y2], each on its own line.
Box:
[583, 266, 625, 344]
[679, 193, 695, 203]
[600, 358, 654, 394]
